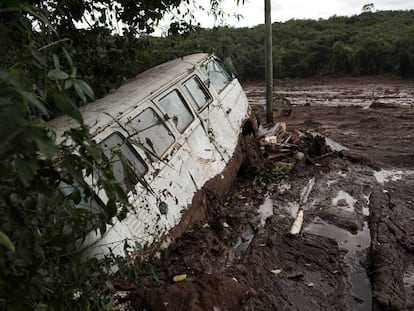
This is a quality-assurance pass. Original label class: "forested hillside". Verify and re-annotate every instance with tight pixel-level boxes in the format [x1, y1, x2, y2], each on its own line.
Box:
[150, 10, 414, 80]
[63, 10, 414, 97]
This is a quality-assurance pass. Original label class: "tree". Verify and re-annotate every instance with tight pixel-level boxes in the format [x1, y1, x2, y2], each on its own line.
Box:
[0, 0, 233, 309]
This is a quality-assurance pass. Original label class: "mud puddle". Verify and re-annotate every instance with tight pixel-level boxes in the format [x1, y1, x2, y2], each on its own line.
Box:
[233, 195, 273, 260]
[292, 166, 374, 310]
[304, 217, 371, 310]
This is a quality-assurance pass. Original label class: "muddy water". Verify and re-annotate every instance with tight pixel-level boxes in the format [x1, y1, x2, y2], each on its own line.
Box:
[245, 78, 414, 108]
[305, 218, 371, 310]
[233, 195, 273, 260]
[299, 169, 373, 310]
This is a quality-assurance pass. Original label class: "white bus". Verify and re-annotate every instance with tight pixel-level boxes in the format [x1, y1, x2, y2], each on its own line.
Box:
[50, 53, 257, 258]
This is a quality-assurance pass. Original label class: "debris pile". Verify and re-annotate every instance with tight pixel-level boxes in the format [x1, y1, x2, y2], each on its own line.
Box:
[258, 121, 347, 164]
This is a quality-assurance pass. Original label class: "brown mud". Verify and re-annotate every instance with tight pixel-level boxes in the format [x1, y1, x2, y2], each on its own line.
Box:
[121, 77, 414, 311]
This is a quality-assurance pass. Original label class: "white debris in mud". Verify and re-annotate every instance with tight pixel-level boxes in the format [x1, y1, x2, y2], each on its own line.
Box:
[332, 190, 357, 211]
[300, 178, 315, 205]
[288, 202, 300, 218]
[258, 122, 286, 137]
[257, 195, 274, 227]
[403, 264, 414, 286]
[337, 171, 347, 178]
[374, 169, 403, 185]
[363, 193, 371, 206]
[325, 137, 349, 152]
[279, 201, 300, 218]
[278, 181, 291, 194]
[290, 210, 304, 235]
[327, 180, 338, 188]
[362, 193, 371, 216]
[264, 135, 278, 144]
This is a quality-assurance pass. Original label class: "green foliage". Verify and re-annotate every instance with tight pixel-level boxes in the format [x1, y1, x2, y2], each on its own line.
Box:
[253, 161, 295, 188]
[0, 46, 126, 310]
[138, 10, 414, 80]
[0, 2, 142, 310]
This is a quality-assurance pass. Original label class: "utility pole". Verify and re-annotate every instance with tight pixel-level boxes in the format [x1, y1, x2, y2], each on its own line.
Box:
[265, 0, 273, 123]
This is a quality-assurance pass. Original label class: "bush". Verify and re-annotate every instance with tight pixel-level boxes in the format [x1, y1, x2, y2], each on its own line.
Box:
[0, 4, 130, 310]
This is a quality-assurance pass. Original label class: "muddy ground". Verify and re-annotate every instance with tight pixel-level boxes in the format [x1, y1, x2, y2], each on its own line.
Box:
[120, 77, 414, 310]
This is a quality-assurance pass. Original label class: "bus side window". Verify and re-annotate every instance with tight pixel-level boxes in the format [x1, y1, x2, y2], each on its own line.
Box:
[158, 90, 194, 133]
[184, 76, 212, 110]
[100, 132, 147, 191]
[127, 108, 175, 157]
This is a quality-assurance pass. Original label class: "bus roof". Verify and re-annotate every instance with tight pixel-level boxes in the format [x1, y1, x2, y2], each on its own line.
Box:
[49, 53, 209, 138]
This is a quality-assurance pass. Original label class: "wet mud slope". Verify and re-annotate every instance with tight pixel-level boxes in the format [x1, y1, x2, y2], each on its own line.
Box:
[121, 78, 414, 311]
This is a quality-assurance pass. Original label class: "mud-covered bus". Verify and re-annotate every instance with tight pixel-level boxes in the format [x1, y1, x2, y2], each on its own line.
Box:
[50, 53, 257, 258]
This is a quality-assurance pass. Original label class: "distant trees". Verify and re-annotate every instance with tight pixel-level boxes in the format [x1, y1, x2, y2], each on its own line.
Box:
[170, 10, 414, 80]
[43, 9, 414, 93]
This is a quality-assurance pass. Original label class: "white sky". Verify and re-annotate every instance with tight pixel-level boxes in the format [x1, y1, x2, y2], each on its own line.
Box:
[156, 0, 414, 33]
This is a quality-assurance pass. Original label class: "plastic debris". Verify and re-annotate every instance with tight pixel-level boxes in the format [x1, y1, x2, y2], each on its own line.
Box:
[258, 122, 286, 138]
[270, 269, 282, 275]
[295, 151, 305, 161]
[290, 210, 304, 235]
[264, 135, 278, 144]
[300, 178, 315, 205]
[173, 274, 187, 282]
[256, 195, 274, 227]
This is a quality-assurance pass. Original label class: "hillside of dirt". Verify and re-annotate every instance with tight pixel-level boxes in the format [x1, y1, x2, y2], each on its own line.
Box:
[118, 77, 414, 311]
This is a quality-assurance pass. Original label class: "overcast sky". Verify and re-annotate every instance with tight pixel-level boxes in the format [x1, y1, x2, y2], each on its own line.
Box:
[156, 0, 414, 33]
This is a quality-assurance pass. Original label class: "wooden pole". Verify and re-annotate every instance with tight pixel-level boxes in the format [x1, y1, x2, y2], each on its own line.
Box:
[265, 0, 273, 123]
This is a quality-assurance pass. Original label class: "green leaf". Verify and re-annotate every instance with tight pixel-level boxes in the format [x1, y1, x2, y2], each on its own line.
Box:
[74, 80, 87, 102]
[105, 199, 117, 218]
[52, 92, 83, 124]
[100, 222, 107, 235]
[0, 68, 10, 83]
[35, 138, 60, 157]
[68, 187, 82, 204]
[47, 69, 69, 80]
[62, 47, 73, 68]
[77, 80, 95, 100]
[0, 232, 15, 252]
[15, 158, 40, 186]
[18, 91, 49, 116]
[84, 141, 102, 162]
[64, 79, 74, 90]
[52, 54, 60, 70]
